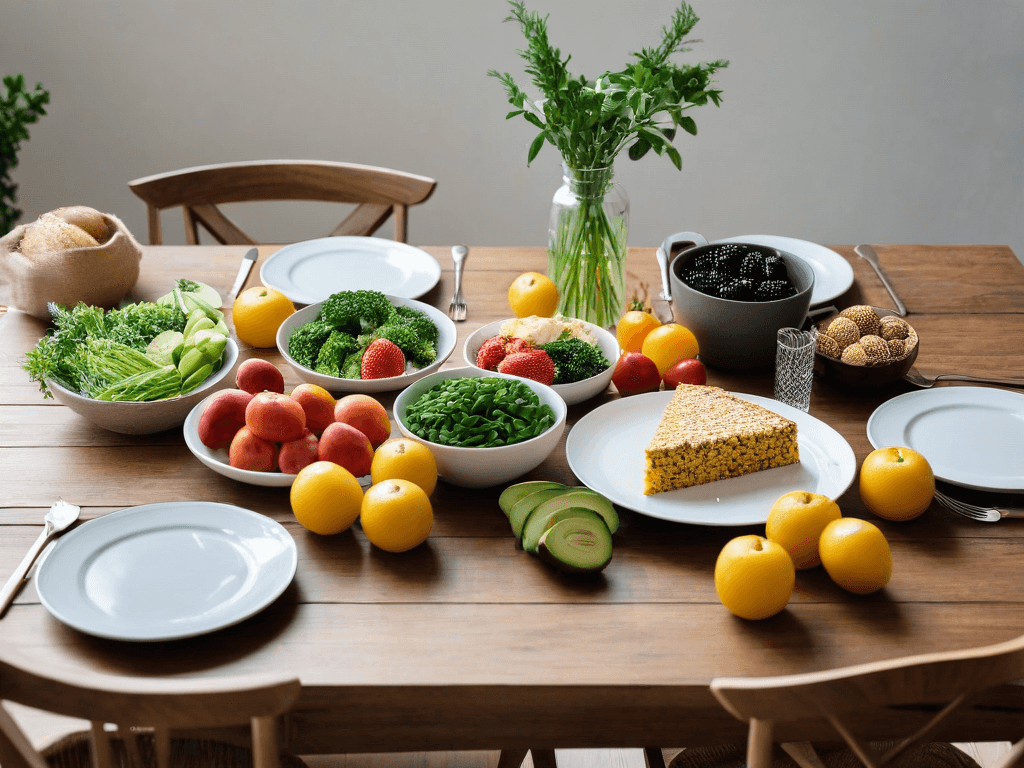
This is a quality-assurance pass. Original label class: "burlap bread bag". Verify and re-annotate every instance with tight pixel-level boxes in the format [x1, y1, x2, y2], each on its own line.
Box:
[0, 212, 142, 320]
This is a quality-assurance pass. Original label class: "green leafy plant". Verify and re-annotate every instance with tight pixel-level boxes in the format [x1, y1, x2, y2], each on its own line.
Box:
[1, 75, 50, 235]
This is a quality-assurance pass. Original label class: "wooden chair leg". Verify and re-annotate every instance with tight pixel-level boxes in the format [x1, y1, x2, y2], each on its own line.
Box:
[781, 742, 828, 768]
[997, 737, 1024, 768]
[251, 714, 282, 768]
[496, 748, 531, 768]
[531, 749, 558, 768]
[747, 719, 775, 768]
[643, 746, 667, 768]
[89, 722, 113, 768]
[153, 726, 172, 768]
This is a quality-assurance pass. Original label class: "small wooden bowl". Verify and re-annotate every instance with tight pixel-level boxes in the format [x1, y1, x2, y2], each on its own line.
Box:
[814, 307, 919, 387]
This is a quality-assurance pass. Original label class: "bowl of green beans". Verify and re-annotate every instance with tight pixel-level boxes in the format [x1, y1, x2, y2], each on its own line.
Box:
[393, 367, 567, 488]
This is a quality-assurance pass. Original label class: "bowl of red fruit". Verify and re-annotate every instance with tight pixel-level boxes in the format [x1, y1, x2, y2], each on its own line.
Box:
[462, 315, 618, 406]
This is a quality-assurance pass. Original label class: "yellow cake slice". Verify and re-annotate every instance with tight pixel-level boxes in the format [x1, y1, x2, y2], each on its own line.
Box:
[643, 385, 799, 494]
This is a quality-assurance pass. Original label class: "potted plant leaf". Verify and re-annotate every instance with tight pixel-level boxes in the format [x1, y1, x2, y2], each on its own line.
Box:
[1, 75, 50, 235]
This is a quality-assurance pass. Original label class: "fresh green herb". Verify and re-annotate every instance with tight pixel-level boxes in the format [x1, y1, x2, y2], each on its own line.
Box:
[176, 278, 201, 293]
[1, 75, 49, 233]
[314, 330, 359, 377]
[540, 337, 610, 384]
[105, 302, 186, 350]
[404, 377, 556, 447]
[95, 365, 181, 402]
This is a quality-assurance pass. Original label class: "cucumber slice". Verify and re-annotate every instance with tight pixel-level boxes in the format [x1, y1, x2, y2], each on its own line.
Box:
[537, 517, 613, 573]
[508, 488, 566, 540]
[523, 506, 606, 554]
[145, 330, 184, 367]
[186, 281, 222, 309]
[498, 481, 565, 518]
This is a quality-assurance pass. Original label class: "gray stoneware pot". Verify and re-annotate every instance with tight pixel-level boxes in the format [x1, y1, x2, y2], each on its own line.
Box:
[660, 232, 814, 371]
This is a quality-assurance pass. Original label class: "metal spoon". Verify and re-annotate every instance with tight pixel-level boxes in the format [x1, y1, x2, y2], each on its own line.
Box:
[0, 499, 81, 618]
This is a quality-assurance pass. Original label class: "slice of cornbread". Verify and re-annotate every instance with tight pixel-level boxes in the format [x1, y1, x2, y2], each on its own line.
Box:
[643, 386, 799, 494]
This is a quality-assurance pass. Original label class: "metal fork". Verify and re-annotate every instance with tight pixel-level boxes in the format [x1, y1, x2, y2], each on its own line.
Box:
[903, 366, 1024, 389]
[933, 489, 1024, 522]
[448, 244, 468, 322]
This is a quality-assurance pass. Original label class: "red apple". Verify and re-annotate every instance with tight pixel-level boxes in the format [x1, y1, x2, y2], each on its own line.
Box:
[662, 357, 707, 389]
[611, 352, 661, 395]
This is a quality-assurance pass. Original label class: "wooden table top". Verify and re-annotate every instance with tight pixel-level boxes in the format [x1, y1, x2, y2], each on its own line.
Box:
[1, 243, 1023, 752]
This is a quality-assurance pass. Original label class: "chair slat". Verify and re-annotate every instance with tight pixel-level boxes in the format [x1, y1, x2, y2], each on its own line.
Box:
[329, 202, 393, 238]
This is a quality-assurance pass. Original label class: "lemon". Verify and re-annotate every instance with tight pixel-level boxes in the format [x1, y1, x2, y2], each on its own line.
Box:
[766, 491, 842, 569]
[371, 438, 438, 496]
[361, 479, 433, 552]
[819, 518, 893, 594]
[508, 272, 559, 318]
[290, 461, 363, 535]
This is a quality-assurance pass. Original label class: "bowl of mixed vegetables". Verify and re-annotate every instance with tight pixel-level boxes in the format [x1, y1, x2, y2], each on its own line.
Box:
[22, 280, 238, 435]
[393, 367, 567, 488]
[462, 315, 617, 406]
[277, 289, 457, 394]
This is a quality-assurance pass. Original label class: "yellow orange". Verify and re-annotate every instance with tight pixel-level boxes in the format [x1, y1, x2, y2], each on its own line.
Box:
[640, 323, 699, 375]
[360, 479, 433, 552]
[859, 446, 935, 521]
[714, 535, 795, 620]
[508, 272, 559, 318]
[766, 491, 842, 569]
[290, 461, 363, 535]
[615, 310, 661, 354]
[371, 438, 439, 496]
[819, 518, 892, 595]
[232, 285, 295, 348]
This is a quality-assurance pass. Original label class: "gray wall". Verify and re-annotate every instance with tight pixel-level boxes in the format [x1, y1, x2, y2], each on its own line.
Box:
[3, 1, 1022, 263]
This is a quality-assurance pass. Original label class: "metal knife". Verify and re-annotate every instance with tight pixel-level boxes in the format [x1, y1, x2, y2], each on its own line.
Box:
[228, 248, 259, 300]
[855, 244, 907, 317]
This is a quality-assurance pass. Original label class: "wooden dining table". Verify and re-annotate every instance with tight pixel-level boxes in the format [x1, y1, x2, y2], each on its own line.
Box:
[1, 242, 1023, 757]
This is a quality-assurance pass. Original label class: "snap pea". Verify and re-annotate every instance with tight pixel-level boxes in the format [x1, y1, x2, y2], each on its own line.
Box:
[404, 377, 556, 448]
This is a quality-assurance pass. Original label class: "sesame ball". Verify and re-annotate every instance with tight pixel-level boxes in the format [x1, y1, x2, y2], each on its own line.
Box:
[859, 334, 892, 364]
[825, 316, 861, 349]
[840, 305, 881, 337]
[840, 342, 869, 366]
[878, 316, 910, 341]
[816, 333, 842, 360]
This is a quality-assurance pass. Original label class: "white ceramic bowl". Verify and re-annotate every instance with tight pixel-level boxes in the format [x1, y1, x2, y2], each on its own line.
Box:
[393, 367, 567, 489]
[276, 294, 456, 394]
[462, 318, 617, 406]
[47, 339, 238, 435]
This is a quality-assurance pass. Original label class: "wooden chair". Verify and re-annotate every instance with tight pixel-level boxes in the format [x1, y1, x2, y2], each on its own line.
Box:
[703, 632, 1024, 768]
[0, 646, 302, 768]
[128, 160, 436, 245]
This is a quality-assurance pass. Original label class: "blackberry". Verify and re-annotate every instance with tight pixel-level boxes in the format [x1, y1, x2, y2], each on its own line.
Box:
[738, 253, 768, 281]
[763, 255, 788, 282]
[687, 252, 719, 274]
[685, 270, 722, 296]
[719, 278, 757, 301]
[755, 279, 793, 302]
[713, 252, 742, 276]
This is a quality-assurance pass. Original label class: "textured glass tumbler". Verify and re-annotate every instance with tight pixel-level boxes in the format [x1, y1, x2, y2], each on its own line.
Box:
[774, 327, 817, 412]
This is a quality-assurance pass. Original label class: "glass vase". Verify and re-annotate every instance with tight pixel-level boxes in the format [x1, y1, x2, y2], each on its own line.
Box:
[547, 163, 629, 328]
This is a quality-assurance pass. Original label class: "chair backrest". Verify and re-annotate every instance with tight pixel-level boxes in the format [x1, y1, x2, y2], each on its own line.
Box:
[710, 633, 1024, 768]
[0, 646, 301, 768]
[128, 160, 437, 245]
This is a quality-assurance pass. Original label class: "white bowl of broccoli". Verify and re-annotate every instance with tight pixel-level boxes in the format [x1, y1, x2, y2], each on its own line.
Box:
[276, 291, 457, 394]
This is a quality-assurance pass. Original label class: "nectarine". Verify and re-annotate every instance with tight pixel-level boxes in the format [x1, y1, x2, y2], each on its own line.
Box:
[319, 421, 374, 477]
[236, 358, 285, 395]
[245, 391, 306, 442]
[229, 426, 279, 472]
[333, 394, 391, 449]
[197, 388, 253, 449]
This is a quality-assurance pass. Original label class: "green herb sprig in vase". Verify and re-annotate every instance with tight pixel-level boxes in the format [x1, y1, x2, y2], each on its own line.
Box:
[490, 2, 727, 327]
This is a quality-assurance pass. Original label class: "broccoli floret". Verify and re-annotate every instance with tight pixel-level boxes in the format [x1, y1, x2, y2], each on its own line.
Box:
[288, 320, 334, 369]
[540, 338, 610, 384]
[341, 349, 363, 379]
[369, 322, 437, 368]
[318, 290, 393, 334]
[314, 330, 359, 377]
[391, 305, 440, 345]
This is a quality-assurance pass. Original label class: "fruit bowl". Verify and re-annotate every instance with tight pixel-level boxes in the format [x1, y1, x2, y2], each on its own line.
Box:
[393, 367, 567, 488]
[276, 294, 457, 394]
[47, 339, 238, 435]
[814, 306, 919, 387]
[462, 317, 618, 406]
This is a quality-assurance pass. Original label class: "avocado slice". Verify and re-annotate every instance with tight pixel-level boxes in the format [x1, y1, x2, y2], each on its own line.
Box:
[498, 481, 566, 517]
[523, 505, 607, 554]
[508, 488, 566, 540]
[145, 330, 184, 367]
[522, 488, 618, 539]
[537, 517, 613, 573]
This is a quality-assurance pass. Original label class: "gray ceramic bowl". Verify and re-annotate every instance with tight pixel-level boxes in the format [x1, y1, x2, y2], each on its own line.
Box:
[667, 241, 814, 370]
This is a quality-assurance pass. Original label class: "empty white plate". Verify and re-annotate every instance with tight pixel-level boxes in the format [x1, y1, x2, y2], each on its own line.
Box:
[260, 237, 441, 304]
[35, 502, 297, 641]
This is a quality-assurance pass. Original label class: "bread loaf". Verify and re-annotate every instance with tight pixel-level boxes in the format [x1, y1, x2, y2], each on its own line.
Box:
[51, 205, 111, 241]
[19, 213, 99, 256]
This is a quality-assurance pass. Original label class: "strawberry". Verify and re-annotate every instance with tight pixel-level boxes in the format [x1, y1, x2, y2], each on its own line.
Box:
[504, 337, 534, 355]
[476, 335, 508, 370]
[360, 339, 406, 379]
[497, 349, 555, 385]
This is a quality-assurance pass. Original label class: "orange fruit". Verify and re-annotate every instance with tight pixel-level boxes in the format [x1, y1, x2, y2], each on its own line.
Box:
[232, 285, 296, 348]
[290, 461, 363, 535]
[371, 438, 438, 496]
[640, 323, 699, 375]
[508, 272, 559, 318]
[859, 446, 935, 521]
[360, 479, 433, 552]
[766, 491, 842, 569]
[714, 535, 795, 620]
[615, 310, 661, 353]
[819, 518, 892, 594]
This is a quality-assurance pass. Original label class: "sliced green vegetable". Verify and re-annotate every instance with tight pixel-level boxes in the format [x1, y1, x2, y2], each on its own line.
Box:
[180, 363, 214, 394]
[95, 365, 182, 402]
[145, 330, 184, 367]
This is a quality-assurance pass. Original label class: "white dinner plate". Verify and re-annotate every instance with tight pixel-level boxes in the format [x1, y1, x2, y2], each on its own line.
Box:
[35, 502, 297, 641]
[866, 387, 1024, 492]
[260, 236, 442, 304]
[565, 391, 856, 526]
[715, 235, 855, 307]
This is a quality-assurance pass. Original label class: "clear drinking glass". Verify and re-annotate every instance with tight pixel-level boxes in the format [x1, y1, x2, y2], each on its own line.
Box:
[774, 327, 817, 412]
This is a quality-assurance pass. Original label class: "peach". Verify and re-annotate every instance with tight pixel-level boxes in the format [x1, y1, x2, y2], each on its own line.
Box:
[290, 383, 336, 436]
[236, 358, 285, 395]
[333, 394, 391, 449]
[279, 429, 320, 475]
[197, 388, 254, 449]
[245, 391, 306, 442]
[229, 426, 279, 472]
[318, 421, 374, 477]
